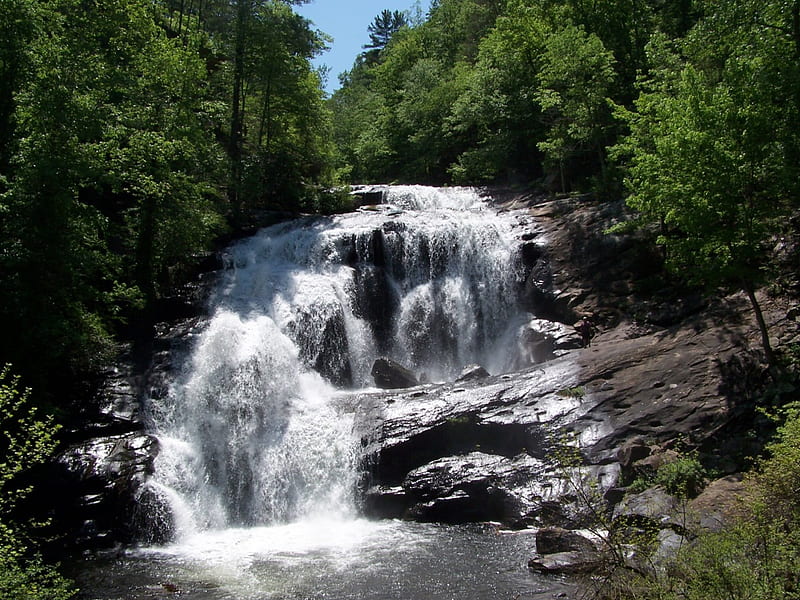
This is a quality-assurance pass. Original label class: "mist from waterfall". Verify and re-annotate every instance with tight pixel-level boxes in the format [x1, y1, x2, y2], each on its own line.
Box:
[147, 185, 529, 537]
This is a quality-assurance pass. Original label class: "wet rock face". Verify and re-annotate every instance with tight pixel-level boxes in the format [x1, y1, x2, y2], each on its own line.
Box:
[456, 364, 490, 383]
[44, 250, 224, 552]
[43, 433, 166, 550]
[350, 185, 387, 207]
[535, 527, 597, 555]
[394, 452, 546, 525]
[354, 244, 788, 530]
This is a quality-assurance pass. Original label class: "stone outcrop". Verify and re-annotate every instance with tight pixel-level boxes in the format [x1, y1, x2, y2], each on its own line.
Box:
[350, 185, 387, 207]
[455, 364, 490, 382]
[37, 252, 221, 552]
[355, 191, 799, 536]
[528, 526, 603, 576]
[535, 527, 598, 554]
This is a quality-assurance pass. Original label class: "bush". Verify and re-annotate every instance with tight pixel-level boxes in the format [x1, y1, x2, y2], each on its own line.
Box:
[652, 454, 707, 499]
[627, 451, 708, 499]
[0, 551, 75, 600]
[0, 366, 76, 600]
[615, 411, 800, 600]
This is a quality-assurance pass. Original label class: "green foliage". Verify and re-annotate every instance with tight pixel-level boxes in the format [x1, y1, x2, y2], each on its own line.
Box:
[0, 366, 75, 600]
[556, 386, 586, 399]
[755, 408, 800, 527]
[232, 1, 335, 211]
[654, 454, 707, 499]
[0, 550, 76, 600]
[618, 411, 800, 600]
[0, 366, 58, 514]
[618, 60, 787, 287]
[628, 450, 708, 499]
[613, 4, 800, 363]
[0, 0, 336, 394]
[446, 2, 551, 183]
[331, 0, 511, 184]
[535, 25, 617, 193]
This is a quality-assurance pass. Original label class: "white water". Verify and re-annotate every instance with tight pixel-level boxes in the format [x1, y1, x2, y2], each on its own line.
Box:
[116, 187, 561, 599]
[146, 186, 528, 538]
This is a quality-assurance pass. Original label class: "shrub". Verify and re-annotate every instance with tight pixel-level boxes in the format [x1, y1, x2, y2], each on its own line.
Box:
[652, 453, 707, 499]
[0, 366, 76, 600]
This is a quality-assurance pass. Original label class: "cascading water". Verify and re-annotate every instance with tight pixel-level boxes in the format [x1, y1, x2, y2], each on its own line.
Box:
[148, 186, 529, 536]
[74, 187, 574, 600]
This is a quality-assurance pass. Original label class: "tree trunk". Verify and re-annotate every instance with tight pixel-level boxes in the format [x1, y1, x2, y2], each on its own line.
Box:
[742, 279, 776, 368]
[136, 195, 158, 312]
[178, 0, 185, 36]
[258, 71, 272, 149]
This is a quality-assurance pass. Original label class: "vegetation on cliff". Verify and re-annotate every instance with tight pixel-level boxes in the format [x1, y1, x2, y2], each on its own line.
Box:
[606, 407, 800, 600]
[333, 0, 799, 364]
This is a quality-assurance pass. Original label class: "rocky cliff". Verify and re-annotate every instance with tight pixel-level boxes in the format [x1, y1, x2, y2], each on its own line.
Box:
[47, 190, 800, 554]
[352, 191, 799, 557]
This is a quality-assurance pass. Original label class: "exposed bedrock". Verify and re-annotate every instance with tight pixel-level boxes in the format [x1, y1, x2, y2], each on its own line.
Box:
[49, 192, 799, 550]
[353, 194, 798, 530]
[353, 300, 785, 528]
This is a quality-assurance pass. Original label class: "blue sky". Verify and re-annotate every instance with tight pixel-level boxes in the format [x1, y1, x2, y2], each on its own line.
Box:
[296, 0, 431, 95]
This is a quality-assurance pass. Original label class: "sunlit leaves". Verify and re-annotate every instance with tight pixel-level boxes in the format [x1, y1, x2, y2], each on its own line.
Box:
[535, 25, 616, 191]
[0, 365, 74, 599]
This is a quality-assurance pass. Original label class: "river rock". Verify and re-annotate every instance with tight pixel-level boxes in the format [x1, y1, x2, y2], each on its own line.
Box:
[686, 474, 749, 532]
[51, 433, 162, 549]
[612, 487, 683, 531]
[456, 364, 490, 382]
[617, 441, 652, 470]
[528, 550, 604, 574]
[400, 452, 544, 525]
[535, 527, 598, 554]
[350, 185, 387, 206]
[371, 357, 419, 389]
[516, 319, 579, 367]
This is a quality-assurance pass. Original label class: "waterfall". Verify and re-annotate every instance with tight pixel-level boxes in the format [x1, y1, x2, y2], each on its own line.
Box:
[147, 186, 528, 537]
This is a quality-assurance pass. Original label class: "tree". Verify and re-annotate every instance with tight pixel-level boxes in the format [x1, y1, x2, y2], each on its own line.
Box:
[364, 9, 408, 51]
[616, 32, 796, 366]
[0, 0, 40, 170]
[0, 0, 227, 388]
[446, 2, 552, 183]
[535, 25, 617, 193]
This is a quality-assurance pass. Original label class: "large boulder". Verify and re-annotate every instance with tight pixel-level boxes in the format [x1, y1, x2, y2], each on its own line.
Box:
[612, 486, 683, 531]
[52, 433, 165, 549]
[687, 474, 749, 533]
[371, 357, 419, 389]
[400, 452, 544, 525]
[535, 527, 598, 555]
[528, 551, 604, 575]
[350, 185, 387, 207]
[455, 364, 490, 382]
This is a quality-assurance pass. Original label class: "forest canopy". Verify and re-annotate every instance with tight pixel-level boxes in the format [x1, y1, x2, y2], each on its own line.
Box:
[1, 0, 799, 395]
[332, 0, 799, 198]
[0, 0, 340, 396]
